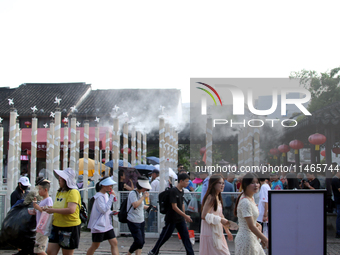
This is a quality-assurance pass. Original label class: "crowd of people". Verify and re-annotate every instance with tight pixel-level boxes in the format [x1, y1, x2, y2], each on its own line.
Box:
[8, 162, 340, 255]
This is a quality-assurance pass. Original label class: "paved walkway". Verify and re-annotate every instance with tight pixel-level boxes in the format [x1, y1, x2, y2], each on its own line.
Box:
[1, 230, 339, 254]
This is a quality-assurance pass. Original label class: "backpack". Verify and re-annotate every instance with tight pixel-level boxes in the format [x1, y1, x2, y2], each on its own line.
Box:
[88, 196, 95, 220]
[118, 190, 138, 223]
[78, 201, 88, 224]
[158, 187, 171, 214]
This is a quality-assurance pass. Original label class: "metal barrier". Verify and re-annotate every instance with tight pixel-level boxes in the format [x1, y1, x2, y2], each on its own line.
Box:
[118, 191, 241, 237]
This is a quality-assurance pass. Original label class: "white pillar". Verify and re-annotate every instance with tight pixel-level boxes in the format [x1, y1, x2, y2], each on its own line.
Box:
[31, 117, 38, 186]
[159, 118, 165, 191]
[83, 120, 89, 206]
[13, 121, 19, 189]
[75, 130, 80, 180]
[94, 126, 100, 183]
[143, 132, 147, 165]
[48, 122, 55, 195]
[131, 127, 136, 167]
[112, 118, 119, 236]
[137, 131, 141, 165]
[63, 127, 69, 170]
[105, 130, 110, 176]
[164, 123, 170, 183]
[53, 111, 61, 200]
[113, 118, 120, 172]
[6, 110, 17, 213]
[123, 122, 128, 167]
[18, 129, 22, 183]
[175, 131, 178, 170]
[69, 117, 76, 170]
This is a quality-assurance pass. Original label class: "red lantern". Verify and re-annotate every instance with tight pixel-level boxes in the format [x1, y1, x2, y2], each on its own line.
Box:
[332, 147, 340, 157]
[24, 121, 31, 128]
[27, 150, 31, 155]
[289, 140, 304, 154]
[200, 147, 206, 156]
[270, 148, 280, 155]
[278, 144, 290, 157]
[321, 150, 326, 157]
[62, 118, 68, 126]
[120, 148, 131, 154]
[308, 133, 326, 151]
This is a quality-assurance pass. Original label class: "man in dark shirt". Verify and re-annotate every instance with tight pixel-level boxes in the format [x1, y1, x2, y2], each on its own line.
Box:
[303, 172, 320, 189]
[10, 176, 31, 207]
[332, 171, 340, 238]
[148, 173, 195, 255]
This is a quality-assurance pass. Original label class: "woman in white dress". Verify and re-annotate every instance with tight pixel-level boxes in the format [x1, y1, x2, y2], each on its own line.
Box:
[234, 173, 268, 255]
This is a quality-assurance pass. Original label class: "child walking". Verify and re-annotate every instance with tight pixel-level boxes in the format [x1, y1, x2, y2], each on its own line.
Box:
[31, 179, 53, 255]
[87, 176, 119, 255]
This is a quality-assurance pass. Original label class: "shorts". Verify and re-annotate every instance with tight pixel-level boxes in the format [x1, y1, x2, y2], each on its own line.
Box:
[92, 229, 116, 242]
[49, 224, 81, 250]
[34, 232, 48, 253]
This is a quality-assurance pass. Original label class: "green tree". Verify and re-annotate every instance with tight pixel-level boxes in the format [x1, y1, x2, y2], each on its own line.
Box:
[290, 67, 340, 113]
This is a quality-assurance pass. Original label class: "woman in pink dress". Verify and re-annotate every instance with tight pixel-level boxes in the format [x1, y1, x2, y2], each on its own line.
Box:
[200, 174, 233, 255]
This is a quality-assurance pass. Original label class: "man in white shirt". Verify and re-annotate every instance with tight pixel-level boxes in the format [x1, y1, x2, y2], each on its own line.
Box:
[257, 176, 271, 231]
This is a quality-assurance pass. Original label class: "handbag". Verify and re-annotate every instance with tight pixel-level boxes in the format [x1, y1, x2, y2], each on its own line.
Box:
[78, 202, 88, 224]
[36, 212, 53, 236]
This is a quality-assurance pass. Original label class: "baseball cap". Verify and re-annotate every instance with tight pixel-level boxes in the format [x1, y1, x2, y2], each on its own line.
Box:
[19, 176, 31, 187]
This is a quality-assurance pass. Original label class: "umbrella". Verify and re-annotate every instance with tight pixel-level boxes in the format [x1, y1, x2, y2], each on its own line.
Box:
[105, 159, 131, 168]
[79, 158, 107, 177]
[153, 165, 177, 179]
[146, 156, 159, 165]
[134, 164, 156, 171]
[169, 167, 177, 179]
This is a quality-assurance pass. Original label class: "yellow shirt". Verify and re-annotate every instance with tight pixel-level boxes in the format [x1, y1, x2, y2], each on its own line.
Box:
[52, 189, 81, 227]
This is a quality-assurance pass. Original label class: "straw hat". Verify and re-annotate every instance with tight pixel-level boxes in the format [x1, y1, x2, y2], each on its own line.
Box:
[54, 168, 78, 189]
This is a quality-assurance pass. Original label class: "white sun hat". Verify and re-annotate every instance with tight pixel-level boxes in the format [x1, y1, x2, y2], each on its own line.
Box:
[19, 176, 31, 187]
[100, 177, 117, 186]
[54, 168, 78, 189]
[137, 179, 152, 190]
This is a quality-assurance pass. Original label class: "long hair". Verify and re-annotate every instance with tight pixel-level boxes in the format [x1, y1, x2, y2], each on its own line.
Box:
[201, 174, 224, 212]
[234, 172, 259, 217]
[95, 176, 110, 192]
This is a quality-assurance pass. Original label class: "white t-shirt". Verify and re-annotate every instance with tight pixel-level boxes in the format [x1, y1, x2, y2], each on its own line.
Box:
[257, 183, 271, 223]
[127, 190, 144, 223]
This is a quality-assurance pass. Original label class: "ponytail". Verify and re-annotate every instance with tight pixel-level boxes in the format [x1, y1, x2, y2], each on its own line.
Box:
[233, 192, 244, 217]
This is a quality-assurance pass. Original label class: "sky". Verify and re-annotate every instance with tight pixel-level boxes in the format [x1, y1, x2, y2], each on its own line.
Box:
[0, 0, 339, 104]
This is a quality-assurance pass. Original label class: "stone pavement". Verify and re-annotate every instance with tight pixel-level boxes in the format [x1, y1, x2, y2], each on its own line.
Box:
[1, 231, 340, 254]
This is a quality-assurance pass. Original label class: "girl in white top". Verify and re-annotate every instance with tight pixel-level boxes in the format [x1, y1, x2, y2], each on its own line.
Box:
[87, 177, 119, 255]
[234, 173, 268, 255]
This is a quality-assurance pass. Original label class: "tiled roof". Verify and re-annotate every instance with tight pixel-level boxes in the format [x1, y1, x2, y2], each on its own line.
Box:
[0, 83, 91, 117]
[0, 87, 15, 104]
[76, 89, 181, 117]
